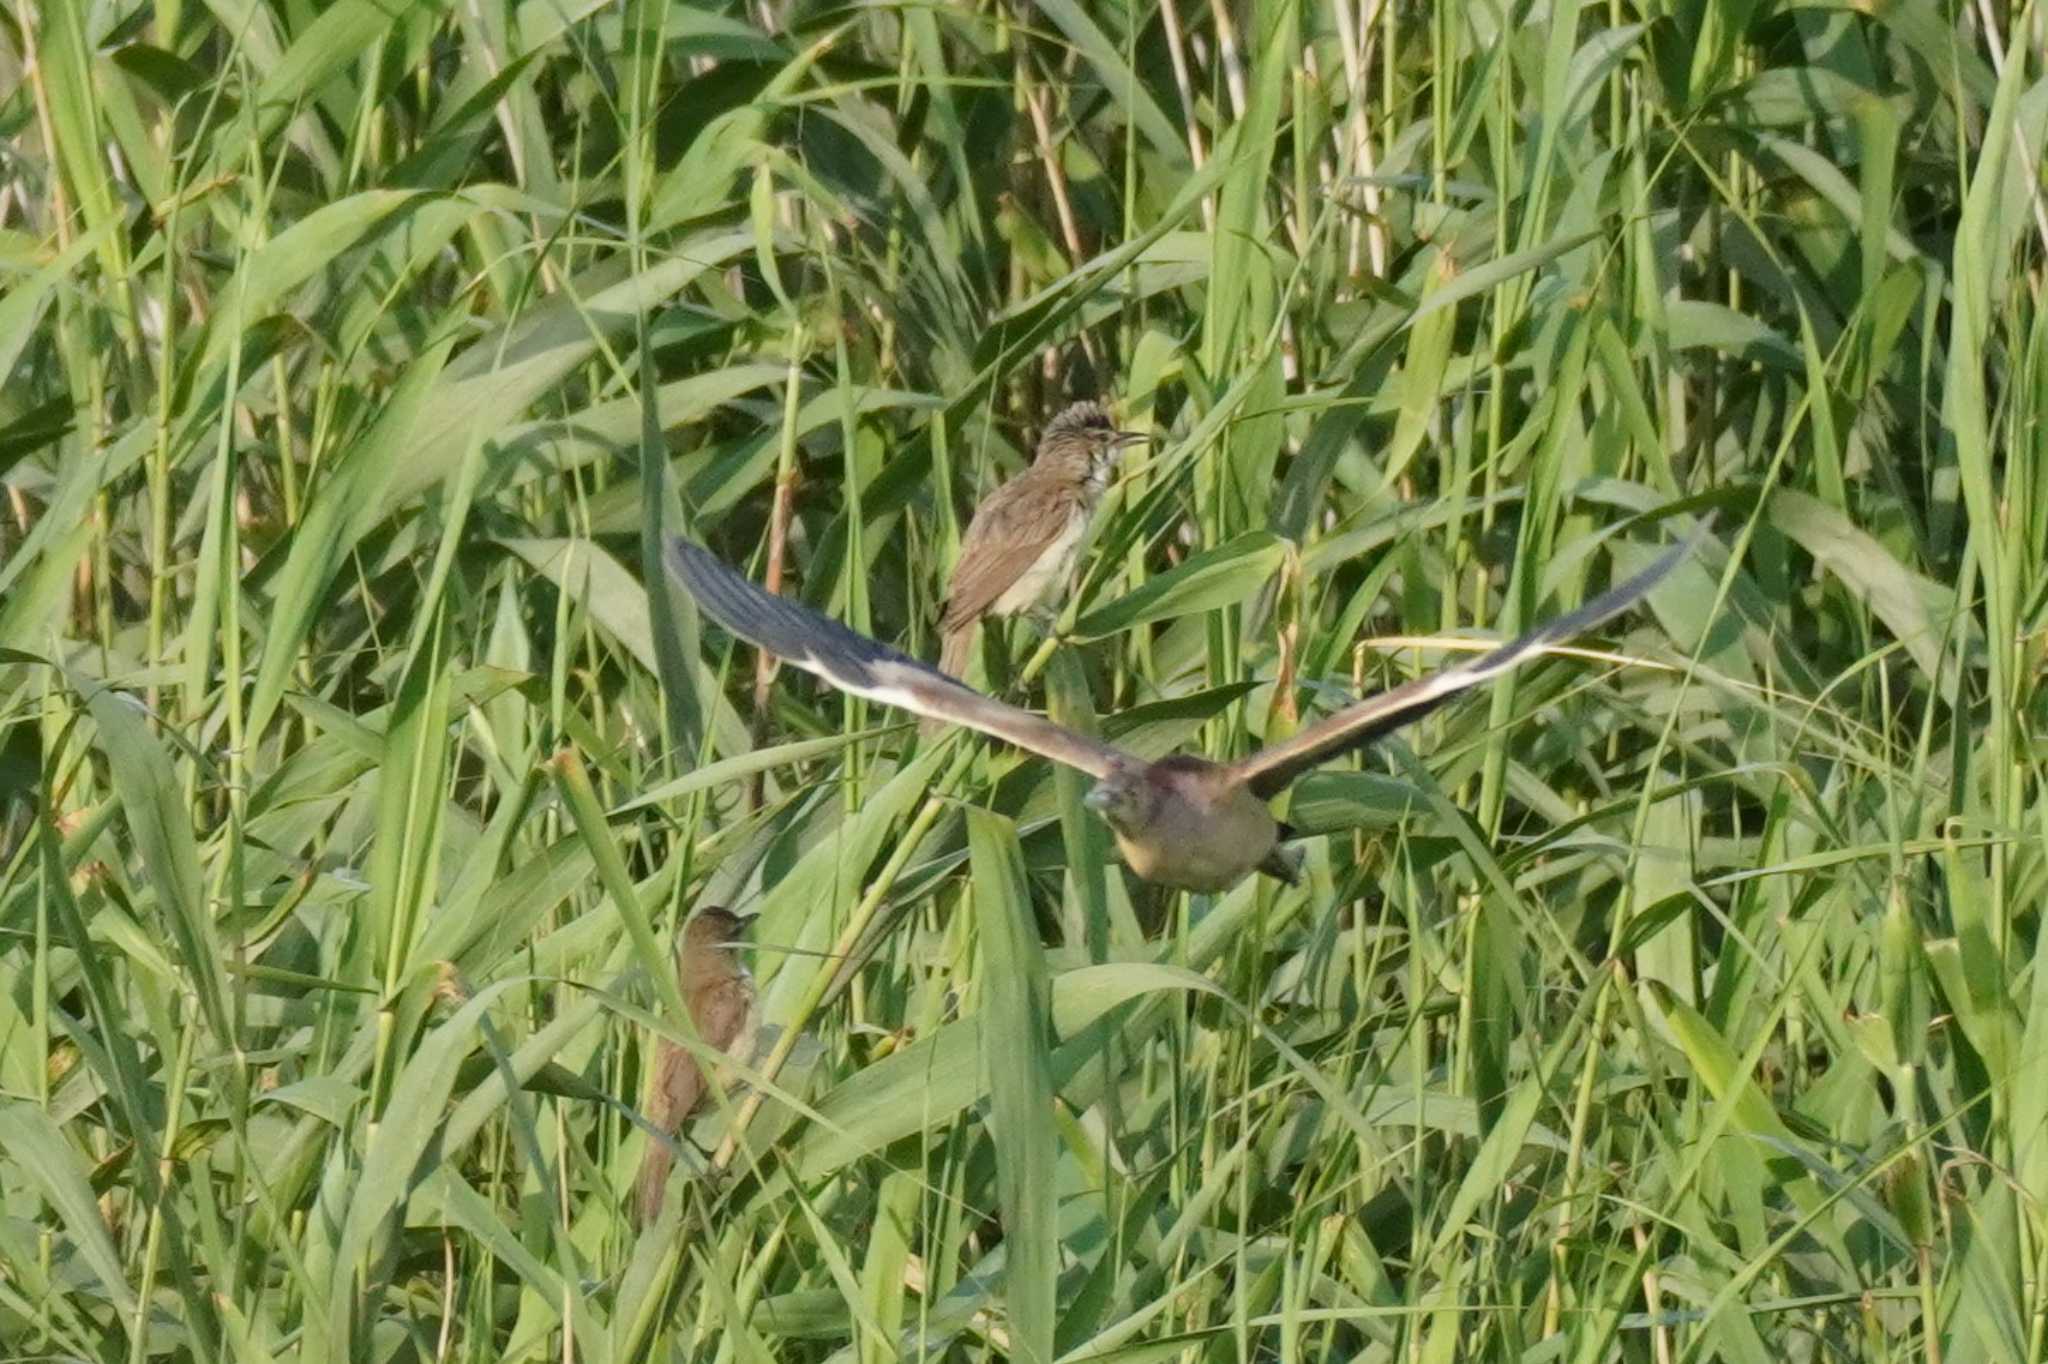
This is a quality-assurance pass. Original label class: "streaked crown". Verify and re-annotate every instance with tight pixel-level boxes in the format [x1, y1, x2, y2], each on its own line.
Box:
[1034, 400, 1133, 483]
[1041, 400, 1118, 445]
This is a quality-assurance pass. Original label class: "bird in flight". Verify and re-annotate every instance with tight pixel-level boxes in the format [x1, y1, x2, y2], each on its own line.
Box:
[664, 531, 1698, 892]
[937, 400, 1146, 680]
[634, 907, 758, 1223]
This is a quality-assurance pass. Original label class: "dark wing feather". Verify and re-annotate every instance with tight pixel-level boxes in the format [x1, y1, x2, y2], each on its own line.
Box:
[664, 537, 1126, 779]
[1233, 529, 1701, 799]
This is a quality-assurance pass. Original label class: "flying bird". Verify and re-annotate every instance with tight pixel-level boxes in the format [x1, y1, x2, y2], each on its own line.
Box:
[937, 400, 1146, 680]
[664, 532, 1697, 893]
[634, 907, 758, 1223]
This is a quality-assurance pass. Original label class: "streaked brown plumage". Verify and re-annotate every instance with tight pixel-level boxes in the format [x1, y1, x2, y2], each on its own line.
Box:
[633, 907, 757, 1223]
[666, 529, 1700, 893]
[936, 401, 1145, 680]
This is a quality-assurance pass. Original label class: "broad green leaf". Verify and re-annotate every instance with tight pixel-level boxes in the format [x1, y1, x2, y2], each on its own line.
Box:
[0, 1102, 138, 1318]
[391, 231, 757, 509]
[0, 224, 112, 385]
[1767, 487, 1961, 682]
[252, 0, 448, 146]
[330, 981, 521, 1298]
[83, 686, 230, 1042]
[969, 809, 1057, 1364]
[1663, 299, 1802, 370]
[245, 337, 455, 742]
[1072, 532, 1286, 640]
[498, 536, 660, 673]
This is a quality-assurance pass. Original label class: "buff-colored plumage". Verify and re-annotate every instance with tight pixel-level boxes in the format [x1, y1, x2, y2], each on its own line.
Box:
[633, 908, 757, 1223]
[936, 401, 1144, 680]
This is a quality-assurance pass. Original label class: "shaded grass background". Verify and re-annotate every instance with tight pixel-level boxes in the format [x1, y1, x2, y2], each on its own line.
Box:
[1, 0, 2043, 1360]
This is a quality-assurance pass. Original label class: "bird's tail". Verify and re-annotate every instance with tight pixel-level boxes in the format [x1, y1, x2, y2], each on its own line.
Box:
[634, 1140, 675, 1224]
[938, 622, 975, 678]
[1258, 841, 1306, 886]
[924, 626, 976, 735]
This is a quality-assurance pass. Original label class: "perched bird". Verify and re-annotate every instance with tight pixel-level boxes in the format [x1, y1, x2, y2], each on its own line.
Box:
[634, 907, 758, 1223]
[936, 401, 1147, 680]
[664, 531, 1698, 893]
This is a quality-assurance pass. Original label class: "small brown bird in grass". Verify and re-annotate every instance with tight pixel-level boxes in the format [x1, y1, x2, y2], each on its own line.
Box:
[936, 401, 1147, 681]
[634, 907, 758, 1223]
[665, 529, 1701, 893]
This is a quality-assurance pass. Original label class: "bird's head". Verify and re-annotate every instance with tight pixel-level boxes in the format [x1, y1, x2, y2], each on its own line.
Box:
[681, 907, 752, 954]
[1083, 766, 1155, 835]
[1037, 400, 1147, 490]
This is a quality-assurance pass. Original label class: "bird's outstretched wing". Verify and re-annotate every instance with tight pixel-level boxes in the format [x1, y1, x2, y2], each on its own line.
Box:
[1232, 528, 1703, 799]
[664, 537, 1127, 779]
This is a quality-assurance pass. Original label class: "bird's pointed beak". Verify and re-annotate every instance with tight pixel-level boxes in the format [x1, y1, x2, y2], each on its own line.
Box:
[1110, 429, 1149, 450]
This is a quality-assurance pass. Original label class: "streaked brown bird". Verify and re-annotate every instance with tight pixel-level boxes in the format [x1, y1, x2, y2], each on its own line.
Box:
[633, 907, 758, 1223]
[665, 529, 1700, 893]
[936, 401, 1146, 681]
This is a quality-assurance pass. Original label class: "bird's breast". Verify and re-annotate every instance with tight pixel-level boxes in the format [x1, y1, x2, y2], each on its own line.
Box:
[1112, 782, 1279, 894]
